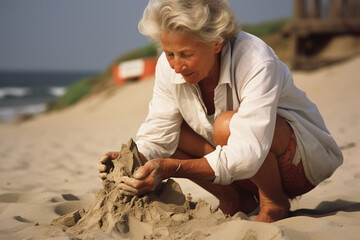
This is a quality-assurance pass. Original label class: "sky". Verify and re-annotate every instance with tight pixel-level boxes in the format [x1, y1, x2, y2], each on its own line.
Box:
[0, 0, 293, 72]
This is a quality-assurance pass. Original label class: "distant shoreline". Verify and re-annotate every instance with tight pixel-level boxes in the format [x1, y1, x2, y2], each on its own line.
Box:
[0, 71, 99, 123]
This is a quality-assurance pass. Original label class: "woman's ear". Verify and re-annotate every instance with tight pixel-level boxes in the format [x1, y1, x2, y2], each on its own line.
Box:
[214, 42, 223, 53]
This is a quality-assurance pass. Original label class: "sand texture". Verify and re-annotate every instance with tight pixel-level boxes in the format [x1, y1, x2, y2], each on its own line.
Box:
[1, 56, 360, 239]
[52, 139, 229, 239]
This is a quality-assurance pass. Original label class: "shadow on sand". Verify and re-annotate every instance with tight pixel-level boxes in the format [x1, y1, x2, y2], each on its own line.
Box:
[290, 199, 360, 218]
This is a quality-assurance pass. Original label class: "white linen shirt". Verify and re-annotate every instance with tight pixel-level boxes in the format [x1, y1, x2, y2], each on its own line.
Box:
[136, 32, 343, 186]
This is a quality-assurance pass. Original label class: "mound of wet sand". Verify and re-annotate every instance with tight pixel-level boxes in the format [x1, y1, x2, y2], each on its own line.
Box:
[52, 139, 231, 239]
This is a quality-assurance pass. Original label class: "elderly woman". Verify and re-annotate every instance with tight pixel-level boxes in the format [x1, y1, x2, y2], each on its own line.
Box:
[98, 0, 343, 222]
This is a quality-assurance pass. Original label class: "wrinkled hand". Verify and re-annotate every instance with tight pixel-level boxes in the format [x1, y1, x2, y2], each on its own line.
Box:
[97, 152, 119, 180]
[118, 160, 162, 196]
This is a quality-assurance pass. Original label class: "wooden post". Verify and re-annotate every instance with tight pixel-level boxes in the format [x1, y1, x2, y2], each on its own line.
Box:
[310, 0, 321, 19]
[347, 0, 360, 19]
[329, 0, 343, 20]
[294, 0, 307, 20]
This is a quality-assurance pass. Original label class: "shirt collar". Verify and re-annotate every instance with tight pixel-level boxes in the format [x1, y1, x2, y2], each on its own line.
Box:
[218, 41, 232, 88]
[169, 41, 233, 87]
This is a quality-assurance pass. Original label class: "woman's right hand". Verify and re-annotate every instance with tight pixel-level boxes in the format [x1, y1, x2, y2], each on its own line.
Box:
[97, 152, 119, 180]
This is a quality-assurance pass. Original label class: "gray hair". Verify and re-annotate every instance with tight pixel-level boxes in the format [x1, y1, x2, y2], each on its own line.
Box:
[138, 0, 240, 44]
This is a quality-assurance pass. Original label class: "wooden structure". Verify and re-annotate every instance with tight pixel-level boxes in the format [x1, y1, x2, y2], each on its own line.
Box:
[283, 0, 360, 69]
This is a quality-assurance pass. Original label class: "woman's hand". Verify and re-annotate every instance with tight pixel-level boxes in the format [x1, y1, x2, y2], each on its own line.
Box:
[118, 158, 180, 196]
[118, 160, 162, 195]
[97, 152, 119, 180]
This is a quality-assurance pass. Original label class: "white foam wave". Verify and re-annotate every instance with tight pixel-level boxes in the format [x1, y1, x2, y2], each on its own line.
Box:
[0, 103, 47, 122]
[49, 87, 66, 97]
[0, 87, 31, 99]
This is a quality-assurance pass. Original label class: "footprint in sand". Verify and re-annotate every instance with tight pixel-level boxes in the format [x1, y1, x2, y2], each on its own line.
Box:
[354, 173, 360, 179]
[49, 193, 87, 216]
[0, 194, 39, 225]
[0, 192, 81, 204]
[61, 194, 80, 201]
[0, 193, 37, 203]
[13, 215, 36, 224]
[50, 193, 80, 203]
[54, 201, 88, 216]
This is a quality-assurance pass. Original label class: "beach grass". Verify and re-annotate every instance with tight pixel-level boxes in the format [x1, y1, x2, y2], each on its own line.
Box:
[242, 18, 291, 37]
[47, 76, 96, 111]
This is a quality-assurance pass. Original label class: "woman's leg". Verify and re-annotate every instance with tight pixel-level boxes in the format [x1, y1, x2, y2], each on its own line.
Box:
[214, 111, 295, 222]
[172, 121, 258, 216]
[173, 112, 304, 222]
[250, 151, 290, 222]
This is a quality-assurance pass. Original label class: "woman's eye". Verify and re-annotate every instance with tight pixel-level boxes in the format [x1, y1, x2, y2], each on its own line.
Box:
[182, 53, 193, 58]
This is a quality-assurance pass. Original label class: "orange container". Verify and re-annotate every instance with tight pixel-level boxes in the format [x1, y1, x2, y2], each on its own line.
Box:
[112, 58, 157, 85]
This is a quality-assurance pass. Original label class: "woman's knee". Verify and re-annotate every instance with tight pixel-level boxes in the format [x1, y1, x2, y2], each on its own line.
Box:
[214, 111, 237, 146]
[177, 121, 215, 157]
[214, 113, 292, 152]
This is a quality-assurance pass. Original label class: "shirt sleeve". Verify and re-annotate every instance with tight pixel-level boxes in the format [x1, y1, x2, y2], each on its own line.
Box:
[205, 60, 284, 185]
[136, 54, 183, 161]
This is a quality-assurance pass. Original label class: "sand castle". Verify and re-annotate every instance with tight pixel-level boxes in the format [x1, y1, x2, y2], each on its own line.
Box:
[52, 139, 230, 239]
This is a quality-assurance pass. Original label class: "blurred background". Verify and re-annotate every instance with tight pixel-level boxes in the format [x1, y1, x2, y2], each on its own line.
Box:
[0, 0, 359, 122]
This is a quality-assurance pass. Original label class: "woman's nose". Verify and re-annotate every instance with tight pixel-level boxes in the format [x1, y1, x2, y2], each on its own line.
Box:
[172, 57, 185, 74]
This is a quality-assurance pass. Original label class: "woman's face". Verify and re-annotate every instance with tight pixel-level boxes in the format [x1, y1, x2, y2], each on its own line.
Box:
[160, 32, 222, 85]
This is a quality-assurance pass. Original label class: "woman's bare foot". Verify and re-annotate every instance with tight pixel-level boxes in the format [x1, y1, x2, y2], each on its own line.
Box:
[191, 179, 258, 216]
[218, 186, 259, 216]
[255, 197, 290, 222]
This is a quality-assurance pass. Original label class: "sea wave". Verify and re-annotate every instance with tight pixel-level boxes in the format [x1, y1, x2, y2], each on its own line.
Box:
[49, 87, 66, 97]
[0, 103, 47, 122]
[0, 86, 67, 122]
[0, 87, 31, 99]
[0, 86, 66, 99]
[0, 71, 95, 122]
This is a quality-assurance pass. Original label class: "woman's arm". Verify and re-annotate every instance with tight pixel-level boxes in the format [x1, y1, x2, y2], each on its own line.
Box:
[118, 157, 215, 196]
[136, 53, 183, 161]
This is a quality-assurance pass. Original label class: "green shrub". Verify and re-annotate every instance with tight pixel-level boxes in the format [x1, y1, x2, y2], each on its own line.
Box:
[242, 18, 291, 37]
[47, 76, 96, 111]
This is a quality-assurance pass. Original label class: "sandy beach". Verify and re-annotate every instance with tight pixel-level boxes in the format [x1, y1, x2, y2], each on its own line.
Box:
[0, 55, 360, 239]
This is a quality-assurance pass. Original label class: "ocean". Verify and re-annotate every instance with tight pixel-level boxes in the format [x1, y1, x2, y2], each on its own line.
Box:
[0, 71, 98, 122]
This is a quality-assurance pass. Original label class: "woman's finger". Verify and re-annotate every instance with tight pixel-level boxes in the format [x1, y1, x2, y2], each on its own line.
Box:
[120, 176, 140, 188]
[133, 166, 151, 180]
[98, 172, 107, 179]
[97, 162, 107, 172]
[118, 182, 138, 194]
[118, 183, 154, 196]
[120, 175, 156, 192]
[99, 155, 110, 164]
[133, 160, 159, 179]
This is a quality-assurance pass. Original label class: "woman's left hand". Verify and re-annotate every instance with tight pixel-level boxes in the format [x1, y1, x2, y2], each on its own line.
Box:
[118, 159, 163, 196]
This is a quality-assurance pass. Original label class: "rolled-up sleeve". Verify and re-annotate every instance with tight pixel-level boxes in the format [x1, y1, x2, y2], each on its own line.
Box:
[136, 55, 183, 161]
[205, 60, 284, 185]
